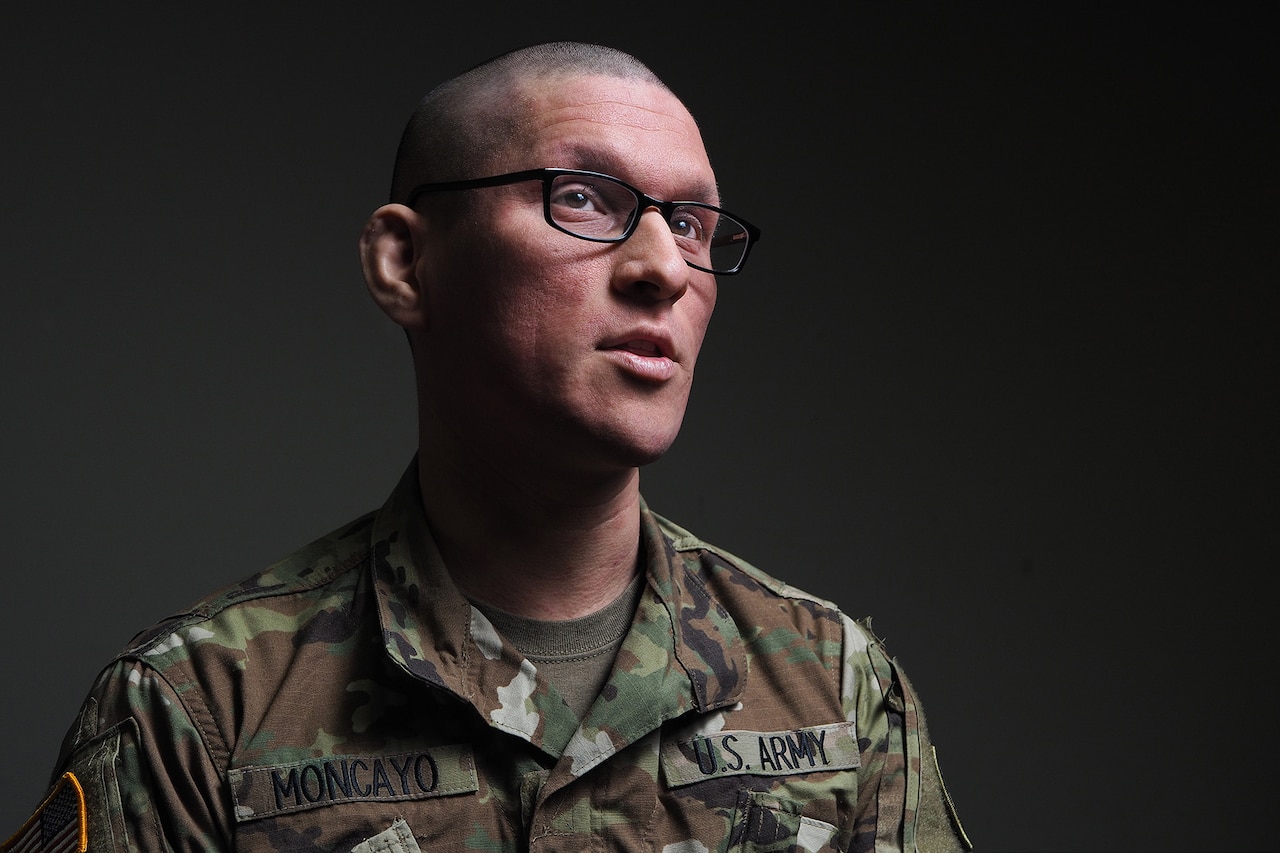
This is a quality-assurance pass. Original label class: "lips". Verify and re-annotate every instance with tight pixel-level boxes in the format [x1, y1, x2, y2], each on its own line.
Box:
[601, 330, 675, 361]
[600, 330, 679, 382]
[613, 339, 663, 357]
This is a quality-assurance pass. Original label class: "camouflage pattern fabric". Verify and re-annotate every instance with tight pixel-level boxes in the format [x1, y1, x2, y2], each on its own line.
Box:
[39, 464, 970, 851]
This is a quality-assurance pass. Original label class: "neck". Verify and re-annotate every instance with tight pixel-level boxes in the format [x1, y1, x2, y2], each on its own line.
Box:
[415, 424, 644, 621]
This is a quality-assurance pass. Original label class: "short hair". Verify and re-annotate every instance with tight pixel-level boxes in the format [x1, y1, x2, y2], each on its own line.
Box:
[388, 42, 669, 204]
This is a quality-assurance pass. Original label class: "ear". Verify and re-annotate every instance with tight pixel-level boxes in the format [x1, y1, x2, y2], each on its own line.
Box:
[359, 204, 428, 330]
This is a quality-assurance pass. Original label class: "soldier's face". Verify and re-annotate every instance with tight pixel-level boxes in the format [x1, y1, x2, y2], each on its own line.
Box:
[415, 75, 719, 477]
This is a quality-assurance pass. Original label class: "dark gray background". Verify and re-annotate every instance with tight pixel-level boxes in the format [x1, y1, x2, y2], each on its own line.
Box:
[3, 4, 1275, 850]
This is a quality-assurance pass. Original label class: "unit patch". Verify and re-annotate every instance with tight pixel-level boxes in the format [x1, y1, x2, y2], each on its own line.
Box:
[661, 722, 860, 787]
[229, 745, 478, 821]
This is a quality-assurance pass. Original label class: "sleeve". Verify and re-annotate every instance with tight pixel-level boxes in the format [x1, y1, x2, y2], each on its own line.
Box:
[49, 657, 236, 851]
[841, 614, 972, 852]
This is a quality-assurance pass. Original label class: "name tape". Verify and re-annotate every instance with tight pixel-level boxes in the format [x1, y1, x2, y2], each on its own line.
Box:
[230, 745, 477, 821]
[661, 722, 860, 787]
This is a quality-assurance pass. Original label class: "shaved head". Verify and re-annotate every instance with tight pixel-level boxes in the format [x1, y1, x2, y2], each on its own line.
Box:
[388, 42, 670, 203]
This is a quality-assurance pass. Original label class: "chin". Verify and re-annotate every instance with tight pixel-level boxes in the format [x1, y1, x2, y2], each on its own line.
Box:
[622, 443, 675, 470]
[583, 420, 683, 472]
[622, 427, 686, 469]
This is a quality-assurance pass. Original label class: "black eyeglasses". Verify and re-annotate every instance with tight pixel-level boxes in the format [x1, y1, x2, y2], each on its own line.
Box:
[407, 168, 760, 275]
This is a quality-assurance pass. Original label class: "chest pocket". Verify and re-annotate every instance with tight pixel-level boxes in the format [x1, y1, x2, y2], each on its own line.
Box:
[661, 722, 857, 853]
[733, 790, 840, 853]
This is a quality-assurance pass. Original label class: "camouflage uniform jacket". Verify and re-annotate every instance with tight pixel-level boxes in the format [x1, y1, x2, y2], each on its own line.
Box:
[48, 465, 969, 852]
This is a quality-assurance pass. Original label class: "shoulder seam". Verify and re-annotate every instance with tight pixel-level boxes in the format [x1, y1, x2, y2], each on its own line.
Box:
[121, 532, 373, 659]
[193, 547, 370, 617]
[653, 512, 844, 612]
[102, 655, 234, 774]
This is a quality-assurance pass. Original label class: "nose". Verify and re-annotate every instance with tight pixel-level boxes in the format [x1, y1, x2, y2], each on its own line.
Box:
[610, 207, 691, 303]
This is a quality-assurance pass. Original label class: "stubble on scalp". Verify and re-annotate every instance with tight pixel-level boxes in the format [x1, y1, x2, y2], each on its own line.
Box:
[387, 42, 670, 204]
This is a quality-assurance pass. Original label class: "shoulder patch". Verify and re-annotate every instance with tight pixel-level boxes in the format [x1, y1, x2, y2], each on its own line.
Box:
[2, 771, 87, 853]
[661, 722, 860, 787]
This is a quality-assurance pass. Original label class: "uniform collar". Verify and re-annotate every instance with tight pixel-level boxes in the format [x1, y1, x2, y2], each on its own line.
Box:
[368, 461, 747, 763]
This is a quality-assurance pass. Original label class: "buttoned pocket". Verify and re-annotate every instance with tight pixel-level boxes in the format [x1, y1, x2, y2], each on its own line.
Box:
[63, 717, 145, 850]
[732, 791, 840, 853]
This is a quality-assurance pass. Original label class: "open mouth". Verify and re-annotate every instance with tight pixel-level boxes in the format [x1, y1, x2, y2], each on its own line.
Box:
[601, 335, 678, 382]
[614, 339, 664, 358]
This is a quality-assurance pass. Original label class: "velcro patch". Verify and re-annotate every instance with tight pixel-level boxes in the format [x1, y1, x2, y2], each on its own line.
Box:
[229, 745, 477, 821]
[661, 722, 860, 787]
[1, 771, 87, 853]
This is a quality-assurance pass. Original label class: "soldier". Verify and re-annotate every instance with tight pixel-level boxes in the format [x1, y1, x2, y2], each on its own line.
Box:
[7, 42, 970, 852]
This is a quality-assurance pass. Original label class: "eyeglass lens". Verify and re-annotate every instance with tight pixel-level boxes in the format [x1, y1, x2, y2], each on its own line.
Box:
[547, 174, 749, 273]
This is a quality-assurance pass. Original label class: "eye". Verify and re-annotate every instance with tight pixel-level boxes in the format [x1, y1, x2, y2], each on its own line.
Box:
[555, 186, 597, 211]
[550, 180, 627, 218]
[670, 207, 715, 243]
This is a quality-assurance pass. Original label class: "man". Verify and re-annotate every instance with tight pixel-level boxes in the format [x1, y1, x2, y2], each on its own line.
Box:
[8, 42, 969, 851]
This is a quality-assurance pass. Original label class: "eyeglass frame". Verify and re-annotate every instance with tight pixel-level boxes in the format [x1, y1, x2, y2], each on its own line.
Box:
[406, 167, 761, 275]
